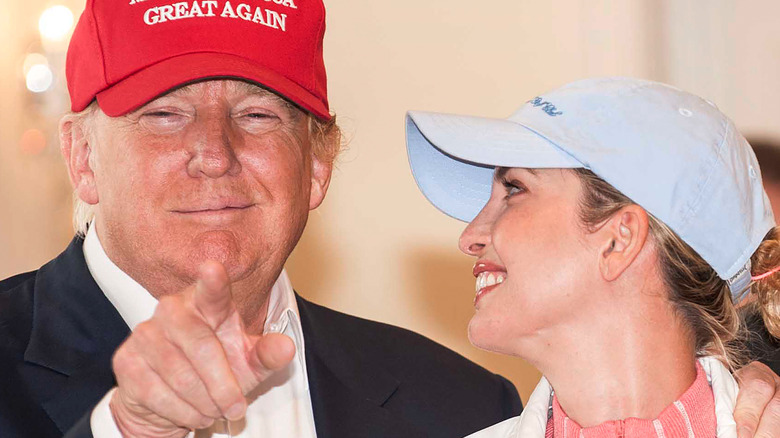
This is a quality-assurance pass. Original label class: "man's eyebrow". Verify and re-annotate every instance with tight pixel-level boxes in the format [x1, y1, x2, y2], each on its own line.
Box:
[235, 81, 286, 101]
[234, 81, 301, 113]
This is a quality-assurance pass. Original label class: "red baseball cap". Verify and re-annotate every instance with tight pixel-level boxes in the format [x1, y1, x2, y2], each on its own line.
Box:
[66, 0, 330, 120]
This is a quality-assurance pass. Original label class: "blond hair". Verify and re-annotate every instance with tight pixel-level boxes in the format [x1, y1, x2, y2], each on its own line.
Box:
[574, 168, 780, 370]
[65, 101, 343, 236]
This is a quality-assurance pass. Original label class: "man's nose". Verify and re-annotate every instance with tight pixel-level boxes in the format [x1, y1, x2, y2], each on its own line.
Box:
[187, 115, 242, 178]
[458, 205, 493, 256]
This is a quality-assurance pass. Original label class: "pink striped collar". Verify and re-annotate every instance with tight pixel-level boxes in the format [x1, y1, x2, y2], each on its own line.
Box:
[549, 362, 716, 438]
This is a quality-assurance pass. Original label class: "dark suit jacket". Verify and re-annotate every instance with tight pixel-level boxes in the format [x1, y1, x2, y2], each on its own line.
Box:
[0, 237, 522, 437]
[744, 309, 780, 373]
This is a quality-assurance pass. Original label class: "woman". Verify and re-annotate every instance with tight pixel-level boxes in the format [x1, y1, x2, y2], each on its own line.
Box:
[405, 77, 780, 437]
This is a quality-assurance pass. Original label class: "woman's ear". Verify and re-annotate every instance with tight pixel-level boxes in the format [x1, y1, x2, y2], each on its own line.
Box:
[60, 115, 99, 205]
[598, 205, 650, 281]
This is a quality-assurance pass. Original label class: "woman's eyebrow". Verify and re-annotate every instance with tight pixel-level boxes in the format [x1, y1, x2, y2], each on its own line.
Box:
[494, 167, 510, 182]
[494, 167, 538, 183]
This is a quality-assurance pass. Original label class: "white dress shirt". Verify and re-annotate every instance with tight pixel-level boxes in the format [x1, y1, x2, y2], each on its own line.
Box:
[83, 224, 318, 438]
[465, 356, 739, 438]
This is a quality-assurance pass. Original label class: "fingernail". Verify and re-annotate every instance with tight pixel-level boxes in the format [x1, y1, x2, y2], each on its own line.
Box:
[226, 402, 245, 421]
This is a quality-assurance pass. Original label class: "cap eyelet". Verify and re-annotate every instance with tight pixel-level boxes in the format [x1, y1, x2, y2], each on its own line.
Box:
[749, 165, 758, 179]
[679, 108, 693, 117]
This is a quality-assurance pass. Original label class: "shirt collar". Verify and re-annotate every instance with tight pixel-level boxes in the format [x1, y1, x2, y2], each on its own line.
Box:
[551, 361, 716, 438]
[82, 222, 305, 362]
[83, 223, 156, 331]
[511, 357, 739, 438]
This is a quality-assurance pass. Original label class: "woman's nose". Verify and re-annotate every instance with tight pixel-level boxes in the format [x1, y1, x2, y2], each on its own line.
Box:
[458, 207, 493, 256]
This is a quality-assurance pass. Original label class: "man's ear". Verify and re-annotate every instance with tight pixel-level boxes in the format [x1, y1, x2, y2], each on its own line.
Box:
[59, 115, 99, 205]
[597, 204, 650, 281]
[308, 154, 332, 210]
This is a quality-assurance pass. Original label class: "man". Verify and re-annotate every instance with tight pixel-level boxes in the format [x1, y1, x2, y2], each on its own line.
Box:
[0, 2, 778, 438]
[745, 139, 780, 375]
[0, 1, 520, 437]
[752, 139, 780, 220]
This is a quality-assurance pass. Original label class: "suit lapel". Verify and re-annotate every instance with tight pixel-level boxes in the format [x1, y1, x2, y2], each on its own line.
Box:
[24, 237, 130, 433]
[296, 295, 426, 438]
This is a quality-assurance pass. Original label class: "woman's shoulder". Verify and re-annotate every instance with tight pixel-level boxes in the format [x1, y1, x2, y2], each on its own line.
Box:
[699, 356, 740, 438]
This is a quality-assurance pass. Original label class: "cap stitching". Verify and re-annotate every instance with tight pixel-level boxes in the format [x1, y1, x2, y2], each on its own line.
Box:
[675, 119, 755, 278]
[310, 0, 326, 96]
[676, 119, 730, 231]
[89, 0, 110, 87]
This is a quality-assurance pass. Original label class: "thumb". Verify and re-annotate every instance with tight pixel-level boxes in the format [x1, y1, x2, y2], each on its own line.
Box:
[248, 333, 296, 378]
[192, 260, 234, 330]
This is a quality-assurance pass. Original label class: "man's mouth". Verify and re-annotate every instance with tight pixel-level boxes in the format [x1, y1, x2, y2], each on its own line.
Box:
[181, 206, 252, 213]
[173, 199, 255, 214]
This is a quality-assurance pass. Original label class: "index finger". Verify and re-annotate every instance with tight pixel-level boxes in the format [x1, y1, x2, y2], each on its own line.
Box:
[192, 260, 234, 330]
[734, 361, 779, 438]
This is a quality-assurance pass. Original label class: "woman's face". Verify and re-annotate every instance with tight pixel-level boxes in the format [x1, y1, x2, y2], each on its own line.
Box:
[458, 167, 603, 356]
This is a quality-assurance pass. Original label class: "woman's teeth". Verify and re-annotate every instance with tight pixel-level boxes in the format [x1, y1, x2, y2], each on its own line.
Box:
[476, 271, 505, 292]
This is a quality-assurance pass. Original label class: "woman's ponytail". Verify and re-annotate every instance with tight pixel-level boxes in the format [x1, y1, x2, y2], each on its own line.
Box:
[750, 227, 780, 338]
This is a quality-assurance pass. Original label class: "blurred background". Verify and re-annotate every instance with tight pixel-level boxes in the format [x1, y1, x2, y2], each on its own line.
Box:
[2, 0, 780, 401]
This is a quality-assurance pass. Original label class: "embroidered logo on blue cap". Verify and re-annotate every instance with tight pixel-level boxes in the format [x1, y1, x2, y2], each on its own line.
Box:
[528, 97, 563, 116]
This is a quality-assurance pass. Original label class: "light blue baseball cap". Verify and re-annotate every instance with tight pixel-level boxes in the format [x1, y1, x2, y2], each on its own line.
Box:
[406, 77, 776, 296]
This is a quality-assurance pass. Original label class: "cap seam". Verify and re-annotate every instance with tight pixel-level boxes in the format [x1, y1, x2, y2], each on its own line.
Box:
[89, 0, 110, 87]
[676, 119, 730, 233]
[725, 227, 766, 279]
[310, 2, 326, 95]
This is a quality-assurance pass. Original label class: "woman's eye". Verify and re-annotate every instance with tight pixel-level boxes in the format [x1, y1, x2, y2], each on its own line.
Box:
[502, 179, 526, 199]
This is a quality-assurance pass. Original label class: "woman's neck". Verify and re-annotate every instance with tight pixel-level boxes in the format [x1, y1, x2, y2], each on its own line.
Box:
[526, 294, 697, 428]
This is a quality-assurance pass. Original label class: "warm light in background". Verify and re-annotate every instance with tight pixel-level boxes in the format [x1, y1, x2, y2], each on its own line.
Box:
[38, 5, 74, 42]
[19, 129, 48, 155]
[22, 53, 49, 75]
[25, 63, 54, 93]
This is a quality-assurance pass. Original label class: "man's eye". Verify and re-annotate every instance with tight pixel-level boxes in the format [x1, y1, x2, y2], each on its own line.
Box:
[235, 110, 282, 133]
[138, 110, 189, 133]
[141, 110, 186, 120]
[246, 112, 274, 119]
[239, 111, 279, 121]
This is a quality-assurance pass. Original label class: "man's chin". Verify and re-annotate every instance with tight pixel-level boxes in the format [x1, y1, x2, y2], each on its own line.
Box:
[184, 230, 245, 275]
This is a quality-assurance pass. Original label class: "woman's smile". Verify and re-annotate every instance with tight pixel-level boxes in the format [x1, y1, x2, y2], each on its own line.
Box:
[473, 261, 507, 307]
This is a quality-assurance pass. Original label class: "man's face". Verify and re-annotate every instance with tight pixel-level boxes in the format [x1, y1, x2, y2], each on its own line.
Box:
[81, 80, 330, 306]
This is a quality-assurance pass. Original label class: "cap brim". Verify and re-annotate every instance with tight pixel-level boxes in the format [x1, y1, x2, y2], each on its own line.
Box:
[95, 52, 331, 120]
[406, 110, 581, 222]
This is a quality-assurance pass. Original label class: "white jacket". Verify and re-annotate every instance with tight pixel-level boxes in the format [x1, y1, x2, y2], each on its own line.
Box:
[467, 357, 739, 438]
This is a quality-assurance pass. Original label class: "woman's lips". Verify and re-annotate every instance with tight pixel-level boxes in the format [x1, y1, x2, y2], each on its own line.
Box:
[473, 261, 507, 307]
